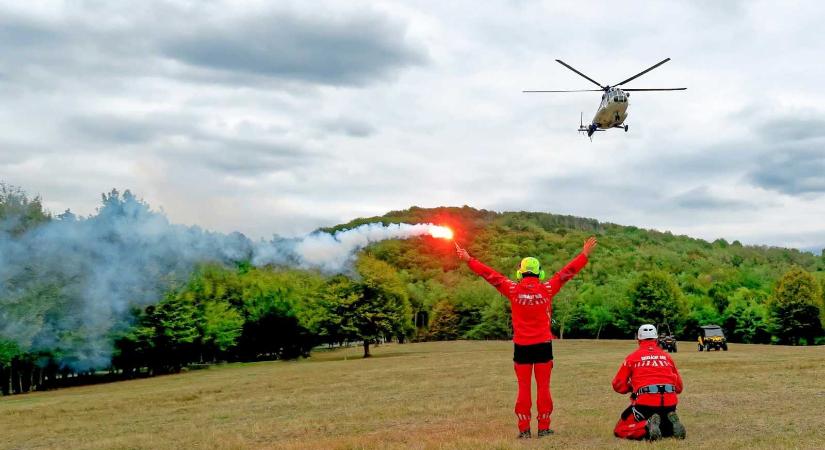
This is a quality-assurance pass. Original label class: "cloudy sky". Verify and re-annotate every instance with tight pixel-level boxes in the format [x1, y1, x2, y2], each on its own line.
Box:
[1, 0, 824, 251]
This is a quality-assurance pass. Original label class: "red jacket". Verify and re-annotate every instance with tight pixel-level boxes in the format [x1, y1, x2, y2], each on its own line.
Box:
[612, 341, 684, 407]
[467, 254, 588, 345]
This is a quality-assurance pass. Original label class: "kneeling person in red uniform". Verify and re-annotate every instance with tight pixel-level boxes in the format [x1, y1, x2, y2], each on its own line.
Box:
[612, 324, 686, 441]
[456, 237, 597, 439]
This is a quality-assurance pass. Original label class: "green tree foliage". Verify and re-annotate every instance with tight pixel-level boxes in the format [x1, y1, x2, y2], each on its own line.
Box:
[359, 255, 413, 339]
[465, 296, 512, 340]
[202, 302, 243, 354]
[233, 269, 322, 361]
[582, 304, 614, 339]
[0, 340, 21, 395]
[552, 286, 585, 339]
[770, 267, 824, 345]
[314, 256, 412, 358]
[428, 300, 461, 341]
[451, 278, 502, 336]
[350, 255, 413, 357]
[817, 277, 825, 329]
[111, 265, 326, 374]
[0, 340, 20, 367]
[723, 288, 770, 344]
[316, 275, 361, 346]
[628, 271, 685, 328]
[406, 278, 449, 339]
[0, 183, 50, 234]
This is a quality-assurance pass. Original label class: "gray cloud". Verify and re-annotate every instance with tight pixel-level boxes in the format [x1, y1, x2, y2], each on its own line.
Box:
[670, 186, 753, 210]
[0, 4, 425, 90]
[166, 137, 313, 176]
[0, 16, 62, 46]
[0, 140, 41, 165]
[758, 117, 825, 142]
[735, 113, 825, 195]
[65, 114, 190, 145]
[318, 117, 376, 138]
[60, 111, 317, 175]
[747, 147, 825, 195]
[161, 11, 426, 86]
[486, 173, 666, 223]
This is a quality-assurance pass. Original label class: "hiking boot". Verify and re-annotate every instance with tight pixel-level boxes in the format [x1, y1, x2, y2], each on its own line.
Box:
[668, 412, 686, 439]
[537, 429, 555, 438]
[646, 414, 662, 441]
[517, 429, 532, 439]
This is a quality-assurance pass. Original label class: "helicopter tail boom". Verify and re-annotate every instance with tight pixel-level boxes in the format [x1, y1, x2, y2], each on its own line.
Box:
[577, 113, 603, 140]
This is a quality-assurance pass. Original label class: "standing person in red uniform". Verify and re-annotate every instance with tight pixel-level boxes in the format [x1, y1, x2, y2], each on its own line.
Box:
[455, 237, 597, 439]
[612, 324, 686, 441]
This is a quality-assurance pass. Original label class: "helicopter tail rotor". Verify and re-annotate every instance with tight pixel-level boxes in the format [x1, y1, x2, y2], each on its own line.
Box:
[577, 114, 599, 141]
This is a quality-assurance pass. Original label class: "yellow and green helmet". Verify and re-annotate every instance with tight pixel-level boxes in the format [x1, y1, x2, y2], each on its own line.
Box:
[516, 257, 547, 281]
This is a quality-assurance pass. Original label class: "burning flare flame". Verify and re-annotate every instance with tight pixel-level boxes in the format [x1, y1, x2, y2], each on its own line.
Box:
[428, 225, 454, 240]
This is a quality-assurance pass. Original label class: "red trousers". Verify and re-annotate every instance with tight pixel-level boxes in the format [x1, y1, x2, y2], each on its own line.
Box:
[514, 361, 553, 432]
[614, 404, 677, 440]
[613, 406, 647, 440]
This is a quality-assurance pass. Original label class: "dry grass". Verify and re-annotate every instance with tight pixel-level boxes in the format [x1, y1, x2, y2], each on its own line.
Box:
[1, 340, 824, 449]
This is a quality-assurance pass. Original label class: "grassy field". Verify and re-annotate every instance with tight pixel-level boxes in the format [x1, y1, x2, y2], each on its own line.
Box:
[1, 340, 824, 449]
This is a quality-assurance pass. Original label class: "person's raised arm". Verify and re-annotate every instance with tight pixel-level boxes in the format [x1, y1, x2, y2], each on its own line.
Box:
[456, 243, 515, 297]
[546, 236, 597, 294]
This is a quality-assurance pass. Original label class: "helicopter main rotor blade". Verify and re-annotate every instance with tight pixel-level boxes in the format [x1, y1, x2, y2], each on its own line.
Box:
[555, 60, 605, 89]
[621, 88, 687, 91]
[523, 89, 604, 93]
[613, 58, 672, 87]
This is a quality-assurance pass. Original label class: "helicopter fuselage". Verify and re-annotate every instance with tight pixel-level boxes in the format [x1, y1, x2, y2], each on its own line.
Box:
[592, 87, 628, 128]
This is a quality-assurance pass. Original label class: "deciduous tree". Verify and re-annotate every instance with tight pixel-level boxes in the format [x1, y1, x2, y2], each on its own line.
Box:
[628, 271, 685, 327]
[770, 267, 823, 345]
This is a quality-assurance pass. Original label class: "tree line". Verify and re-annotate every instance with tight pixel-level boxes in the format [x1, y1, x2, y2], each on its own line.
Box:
[2, 188, 824, 395]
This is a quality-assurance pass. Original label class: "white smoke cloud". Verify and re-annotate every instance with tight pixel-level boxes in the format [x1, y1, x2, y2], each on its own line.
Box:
[0, 191, 450, 368]
[253, 222, 451, 273]
[0, 191, 253, 369]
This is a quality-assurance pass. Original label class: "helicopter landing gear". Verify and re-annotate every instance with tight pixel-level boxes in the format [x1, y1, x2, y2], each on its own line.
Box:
[624, 124, 629, 132]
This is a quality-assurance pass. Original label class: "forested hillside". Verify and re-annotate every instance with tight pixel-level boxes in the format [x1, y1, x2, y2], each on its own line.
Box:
[1, 186, 824, 395]
[338, 206, 825, 344]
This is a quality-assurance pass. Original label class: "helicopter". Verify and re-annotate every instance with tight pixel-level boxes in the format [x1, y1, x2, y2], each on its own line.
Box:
[524, 58, 686, 139]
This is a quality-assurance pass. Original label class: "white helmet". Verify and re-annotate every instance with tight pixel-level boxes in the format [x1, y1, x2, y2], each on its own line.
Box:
[637, 324, 658, 340]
